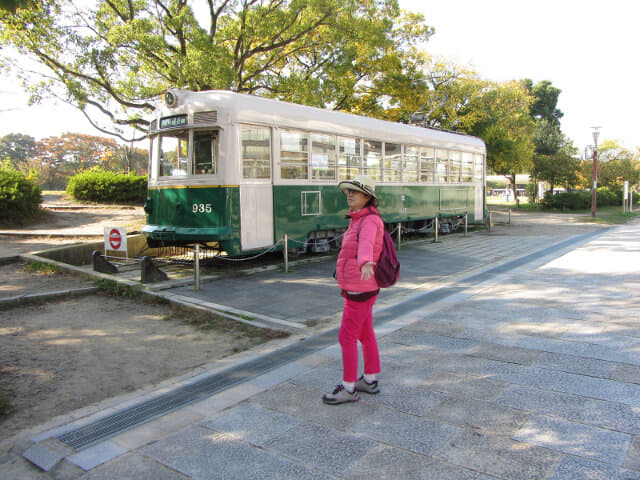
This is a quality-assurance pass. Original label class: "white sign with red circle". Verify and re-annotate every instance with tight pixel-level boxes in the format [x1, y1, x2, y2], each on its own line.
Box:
[104, 227, 128, 254]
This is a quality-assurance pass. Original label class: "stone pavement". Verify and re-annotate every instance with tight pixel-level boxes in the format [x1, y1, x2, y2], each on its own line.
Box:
[3, 216, 640, 479]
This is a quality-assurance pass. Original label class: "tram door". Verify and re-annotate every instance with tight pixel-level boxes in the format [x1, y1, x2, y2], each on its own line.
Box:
[240, 184, 274, 250]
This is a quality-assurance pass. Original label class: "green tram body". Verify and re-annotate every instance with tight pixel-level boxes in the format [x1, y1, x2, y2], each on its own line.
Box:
[143, 90, 486, 256]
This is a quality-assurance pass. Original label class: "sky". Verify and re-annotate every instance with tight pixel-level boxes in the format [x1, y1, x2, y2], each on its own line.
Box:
[0, 0, 638, 154]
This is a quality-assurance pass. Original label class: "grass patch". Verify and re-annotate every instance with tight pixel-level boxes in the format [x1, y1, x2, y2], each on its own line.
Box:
[583, 209, 640, 225]
[94, 279, 141, 298]
[23, 260, 61, 274]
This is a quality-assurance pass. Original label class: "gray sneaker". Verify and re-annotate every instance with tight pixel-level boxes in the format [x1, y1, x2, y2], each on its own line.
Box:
[355, 376, 380, 394]
[322, 384, 359, 405]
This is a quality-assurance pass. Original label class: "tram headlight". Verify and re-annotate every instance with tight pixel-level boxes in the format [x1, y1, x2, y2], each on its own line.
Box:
[165, 90, 179, 107]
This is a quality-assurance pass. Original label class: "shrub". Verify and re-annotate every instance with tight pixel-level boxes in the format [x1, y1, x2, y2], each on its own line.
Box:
[0, 164, 42, 224]
[66, 169, 147, 204]
[540, 187, 622, 211]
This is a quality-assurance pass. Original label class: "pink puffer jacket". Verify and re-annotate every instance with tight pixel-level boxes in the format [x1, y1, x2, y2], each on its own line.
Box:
[336, 206, 384, 292]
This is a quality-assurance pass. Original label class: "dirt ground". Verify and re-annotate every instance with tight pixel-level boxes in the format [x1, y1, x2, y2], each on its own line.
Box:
[0, 198, 284, 444]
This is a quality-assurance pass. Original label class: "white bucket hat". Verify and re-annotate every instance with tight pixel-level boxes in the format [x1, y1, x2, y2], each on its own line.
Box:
[338, 174, 377, 199]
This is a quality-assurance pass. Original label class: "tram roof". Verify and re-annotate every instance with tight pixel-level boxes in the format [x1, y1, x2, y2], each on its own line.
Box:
[160, 89, 486, 154]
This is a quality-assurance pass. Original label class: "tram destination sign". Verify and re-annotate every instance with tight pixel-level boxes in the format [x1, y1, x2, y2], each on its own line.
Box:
[159, 114, 188, 129]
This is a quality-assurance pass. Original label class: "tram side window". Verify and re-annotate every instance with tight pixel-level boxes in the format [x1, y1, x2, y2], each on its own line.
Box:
[449, 151, 462, 183]
[311, 134, 336, 180]
[462, 152, 474, 183]
[241, 125, 271, 179]
[404, 145, 419, 182]
[193, 131, 218, 175]
[474, 154, 484, 183]
[338, 137, 361, 180]
[281, 130, 308, 179]
[435, 149, 449, 183]
[383, 143, 402, 182]
[419, 147, 435, 182]
[363, 140, 382, 181]
[159, 132, 188, 177]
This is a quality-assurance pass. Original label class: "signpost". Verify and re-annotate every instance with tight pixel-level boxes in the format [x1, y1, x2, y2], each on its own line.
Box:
[624, 181, 630, 213]
[104, 227, 128, 257]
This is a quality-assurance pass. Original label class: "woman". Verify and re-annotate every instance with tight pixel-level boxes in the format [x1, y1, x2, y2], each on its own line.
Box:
[323, 174, 384, 405]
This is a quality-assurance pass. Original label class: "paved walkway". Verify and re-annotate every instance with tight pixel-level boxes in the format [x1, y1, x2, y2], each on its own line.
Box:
[3, 216, 640, 479]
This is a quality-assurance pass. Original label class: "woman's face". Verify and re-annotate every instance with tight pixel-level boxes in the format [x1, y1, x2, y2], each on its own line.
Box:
[345, 189, 370, 210]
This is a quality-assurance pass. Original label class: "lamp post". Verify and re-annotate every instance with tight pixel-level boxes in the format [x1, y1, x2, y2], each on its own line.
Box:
[590, 127, 600, 218]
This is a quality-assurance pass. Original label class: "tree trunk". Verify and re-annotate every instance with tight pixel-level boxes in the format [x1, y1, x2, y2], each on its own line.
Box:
[508, 173, 519, 207]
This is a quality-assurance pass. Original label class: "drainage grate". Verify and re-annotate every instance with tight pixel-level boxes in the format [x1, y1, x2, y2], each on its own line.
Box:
[55, 229, 606, 451]
[56, 329, 337, 450]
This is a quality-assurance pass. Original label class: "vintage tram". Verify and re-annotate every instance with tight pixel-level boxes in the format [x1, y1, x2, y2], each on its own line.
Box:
[143, 89, 486, 256]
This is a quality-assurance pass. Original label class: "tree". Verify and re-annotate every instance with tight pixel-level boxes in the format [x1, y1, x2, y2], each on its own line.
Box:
[0, 0, 434, 141]
[460, 81, 535, 206]
[590, 140, 640, 192]
[0, 133, 37, 170]
[531, 146, 580, 194]
[27, 133, 147, 188]
[400, 59, 487, 130]
[520, 79, 563, 126]
[529, 119, 579, 194]
[520, 79, 578, 201]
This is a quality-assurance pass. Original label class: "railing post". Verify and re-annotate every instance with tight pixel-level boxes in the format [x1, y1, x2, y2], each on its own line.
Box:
[488, 211, 492, 232]
[283, 234, 289, 273]
[397, 223, 401, 250]
[508, 208, 512, 227]
[464, 213, 468, 236]
[434, 216, 439, 243]
[193, 243, 200, 290]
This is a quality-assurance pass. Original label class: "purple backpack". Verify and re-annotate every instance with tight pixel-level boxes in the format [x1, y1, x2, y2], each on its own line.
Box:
[357, 214, 400, 288]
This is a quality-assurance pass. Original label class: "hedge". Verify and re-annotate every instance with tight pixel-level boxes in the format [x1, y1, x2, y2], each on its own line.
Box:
[0, 165, 42, 223]
[66, 169, 147, 204]
[540, 187, 623, 211]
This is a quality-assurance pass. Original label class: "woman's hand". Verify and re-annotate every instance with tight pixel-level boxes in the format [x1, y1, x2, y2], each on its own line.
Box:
[360, 262, 375, 280]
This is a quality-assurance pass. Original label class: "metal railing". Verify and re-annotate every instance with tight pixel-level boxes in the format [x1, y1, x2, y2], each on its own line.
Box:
[487, 208, 512, 231]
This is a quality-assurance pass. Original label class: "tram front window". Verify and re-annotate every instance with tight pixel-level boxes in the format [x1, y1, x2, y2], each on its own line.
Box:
[193, 131, 218, 175]
[159, 132, 188, 177]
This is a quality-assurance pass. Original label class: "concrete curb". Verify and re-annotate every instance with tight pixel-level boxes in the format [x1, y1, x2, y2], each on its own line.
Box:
[0, 287, 99, 310]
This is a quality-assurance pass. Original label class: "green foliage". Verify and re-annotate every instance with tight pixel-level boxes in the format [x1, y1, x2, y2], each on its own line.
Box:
[460, 81, 535, 197]
[95, 279, 141, 298]
[540, 187, 622, 211]
[0, 133, 36, 169]
[0, 0, 434, 139]
[577, 141, 640, 192]
[521, 79, 563, 125]
[24, 260, 61, 274]
[0, 0, 34, 13]
[66, 168, 147, 204]
[0, 163, 41, 223]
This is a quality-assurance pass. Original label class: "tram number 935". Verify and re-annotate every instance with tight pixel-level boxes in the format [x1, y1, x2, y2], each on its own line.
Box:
[192, 203, 212, 213]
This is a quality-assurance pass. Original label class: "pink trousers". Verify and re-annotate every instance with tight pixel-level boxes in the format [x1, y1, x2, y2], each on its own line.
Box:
[338, 295, 381, 383]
